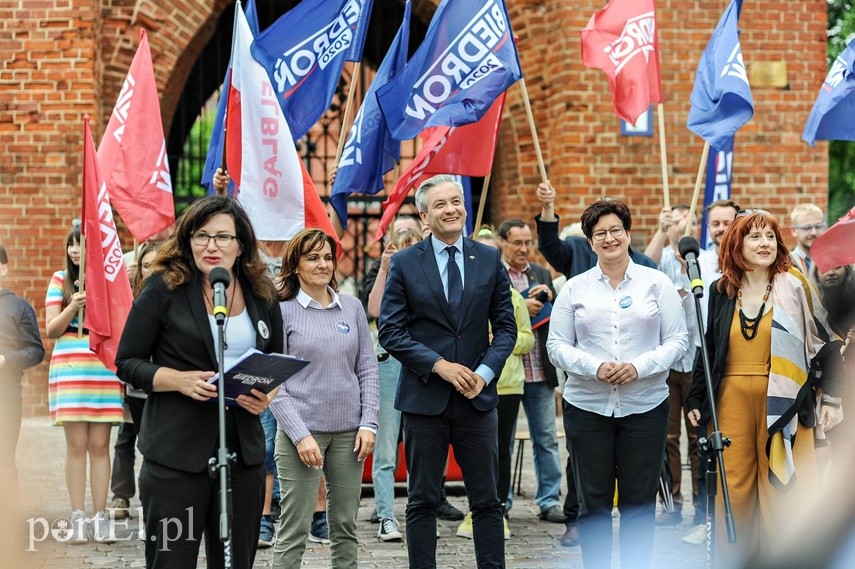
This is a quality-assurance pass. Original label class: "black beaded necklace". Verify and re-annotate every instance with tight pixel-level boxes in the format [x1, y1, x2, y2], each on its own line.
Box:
[736, 283, 772, 341]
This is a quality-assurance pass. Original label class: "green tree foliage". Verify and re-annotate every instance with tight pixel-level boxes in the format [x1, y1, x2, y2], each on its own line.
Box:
[827, 1, 855, 221]
[174, 107, 217, 214]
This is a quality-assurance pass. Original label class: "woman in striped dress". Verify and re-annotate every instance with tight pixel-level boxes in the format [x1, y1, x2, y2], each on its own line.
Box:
[45, 222, 124, 543]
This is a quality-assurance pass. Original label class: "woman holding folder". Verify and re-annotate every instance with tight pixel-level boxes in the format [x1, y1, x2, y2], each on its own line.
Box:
[269, 228, 379, 569]
[115, 196, 283, 569]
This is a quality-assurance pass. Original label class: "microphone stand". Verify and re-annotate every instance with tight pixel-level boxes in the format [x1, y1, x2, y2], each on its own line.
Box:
[210, 300, 235, 568]
[691, 285, 736, 569]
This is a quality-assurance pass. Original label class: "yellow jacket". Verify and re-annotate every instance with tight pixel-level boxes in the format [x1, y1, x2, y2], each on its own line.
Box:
[497, 288, 535, 396]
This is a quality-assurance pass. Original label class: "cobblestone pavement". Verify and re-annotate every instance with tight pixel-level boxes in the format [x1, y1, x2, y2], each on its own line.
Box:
[14, 416, 707, 568]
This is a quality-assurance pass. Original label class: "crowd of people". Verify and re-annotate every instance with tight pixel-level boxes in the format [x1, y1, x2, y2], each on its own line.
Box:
[1, 170, 853, 569]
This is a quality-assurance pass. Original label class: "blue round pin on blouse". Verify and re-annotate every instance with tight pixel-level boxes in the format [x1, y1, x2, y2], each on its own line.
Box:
[336, 321, 351, 334]
[619, 296, 633, 309]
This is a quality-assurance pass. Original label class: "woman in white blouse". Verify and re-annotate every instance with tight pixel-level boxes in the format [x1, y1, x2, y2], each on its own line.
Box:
[546, 199, 688, 569]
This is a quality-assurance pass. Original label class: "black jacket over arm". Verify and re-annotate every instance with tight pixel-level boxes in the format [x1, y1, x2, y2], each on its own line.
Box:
[686, 282, 736, 425]
[115, 273, 284, 473]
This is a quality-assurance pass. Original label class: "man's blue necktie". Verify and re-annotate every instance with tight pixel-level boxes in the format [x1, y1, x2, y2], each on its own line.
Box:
[445, 245, 462, 323]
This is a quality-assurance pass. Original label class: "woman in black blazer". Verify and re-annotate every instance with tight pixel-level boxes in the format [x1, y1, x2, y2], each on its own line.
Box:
[115, 196, 283, 569]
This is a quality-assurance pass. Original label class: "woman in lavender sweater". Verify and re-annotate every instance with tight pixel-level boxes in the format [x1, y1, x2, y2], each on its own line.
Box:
[269, 229, 379, 569]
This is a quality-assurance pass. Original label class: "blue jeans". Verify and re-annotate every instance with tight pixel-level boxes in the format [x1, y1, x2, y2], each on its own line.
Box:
[512, 381, 562, 512]
[260, 408, 280, 503]
[372, 356, 402, 520]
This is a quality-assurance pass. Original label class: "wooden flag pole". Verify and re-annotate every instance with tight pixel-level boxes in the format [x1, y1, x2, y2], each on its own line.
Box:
[518, 78, 548, 184]
[656, 103, 671, 209]
[77, 233, 86, 338]
[685, 141, 710, 237]
[474, 173, 492, 231]
[334, 62, 362, 167]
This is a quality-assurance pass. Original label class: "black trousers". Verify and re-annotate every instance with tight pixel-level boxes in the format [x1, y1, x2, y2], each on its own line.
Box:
[562, 449, 580, 525]
[111, 396, 145, 502]
[139, 457, 264, 569]
[564, 400, 669, 569]
[402, 393, 505, 569]
[496, 394, 522, 509]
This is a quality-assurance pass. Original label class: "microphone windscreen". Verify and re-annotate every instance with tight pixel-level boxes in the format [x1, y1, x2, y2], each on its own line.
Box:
[209, 267, 231, 289]
[678, 236, 701, 259]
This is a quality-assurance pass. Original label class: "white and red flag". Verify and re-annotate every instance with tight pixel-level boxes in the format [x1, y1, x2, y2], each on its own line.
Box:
[812, 205, 855, 274]
[97, 29, 175, 242]
[374, 92, 507, 241]
[82, 116, 134, 373]
[225, 1, 340, 247]
[581, 0, 662, 125]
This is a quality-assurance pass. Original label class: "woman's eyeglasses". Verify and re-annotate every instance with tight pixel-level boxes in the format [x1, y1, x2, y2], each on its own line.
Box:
[191, 232, 238, 248]
[592, 227, 625, 241]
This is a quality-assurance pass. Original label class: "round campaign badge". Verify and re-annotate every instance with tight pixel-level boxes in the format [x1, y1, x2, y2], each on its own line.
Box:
[619, 296, 633, 309]
[257, 320, 270, 340]
[336, 321, 351, 334]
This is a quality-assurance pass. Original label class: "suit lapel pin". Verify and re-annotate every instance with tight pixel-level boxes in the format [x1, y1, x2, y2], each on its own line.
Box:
[257, 320, 269, 340]
[469, 255, 475, 260]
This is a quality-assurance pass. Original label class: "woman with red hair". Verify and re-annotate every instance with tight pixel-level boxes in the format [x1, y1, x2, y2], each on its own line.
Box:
[687, 210, 843, 566]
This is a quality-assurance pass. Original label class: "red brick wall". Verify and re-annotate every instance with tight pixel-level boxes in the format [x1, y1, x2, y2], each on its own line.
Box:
[1, 0, 829, 414]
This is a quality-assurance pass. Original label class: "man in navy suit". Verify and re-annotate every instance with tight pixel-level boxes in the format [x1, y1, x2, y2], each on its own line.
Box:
[379, 175, 517, 569]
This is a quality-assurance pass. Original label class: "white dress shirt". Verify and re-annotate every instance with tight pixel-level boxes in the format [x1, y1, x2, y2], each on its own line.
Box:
[658, 247, 698, 372]
[547, 260, 688, 417]
[697, 247, 721, 344]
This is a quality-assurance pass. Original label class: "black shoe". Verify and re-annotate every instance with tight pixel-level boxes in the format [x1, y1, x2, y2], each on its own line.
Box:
[369, 508, 381, 524]
[560, 525, 580, 547]
[437, 499, 464, 521]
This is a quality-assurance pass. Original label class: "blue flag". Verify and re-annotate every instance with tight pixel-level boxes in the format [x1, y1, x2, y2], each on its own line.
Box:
[330, 1, 410, 227]
[687, 0, 754, 150]
[803, 40, 855, 146]
[251, 0, 374, 141]
[347, 0, 375, 62]
[200, 0, 260, 195]
[700, 137, 734, 250]
[376, 0, 522, 141]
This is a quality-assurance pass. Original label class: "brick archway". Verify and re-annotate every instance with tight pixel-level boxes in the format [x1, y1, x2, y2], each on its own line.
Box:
[96, 0, 233, 137]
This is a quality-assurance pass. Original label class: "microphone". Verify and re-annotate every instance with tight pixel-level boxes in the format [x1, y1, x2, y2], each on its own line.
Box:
[209, 267, 231, 324]
[678, 236, 704, 297]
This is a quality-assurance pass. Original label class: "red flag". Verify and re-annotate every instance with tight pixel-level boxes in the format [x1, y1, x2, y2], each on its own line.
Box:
[82, 116, 134, 373]
[580, 0, 662, 125]
[420, 93, 507, 178]
[98, 29, 175, 242]
[373, 92, 507, 241]
[812, 206, 855, 274]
